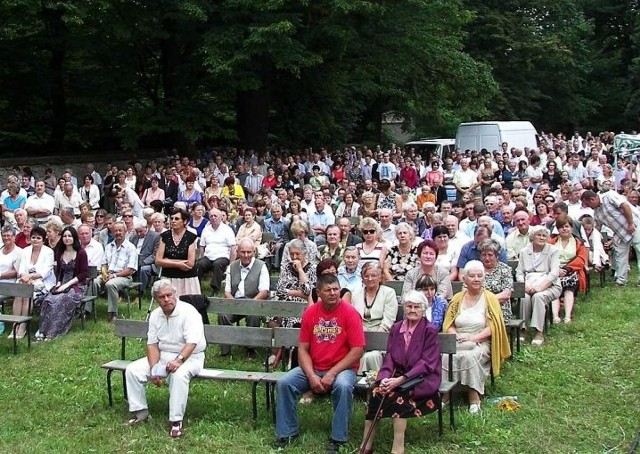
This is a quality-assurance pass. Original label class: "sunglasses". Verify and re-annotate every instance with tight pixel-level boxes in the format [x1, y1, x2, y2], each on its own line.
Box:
[123, 215, 133, 218]
[96, 214, 105, 218]
[545, 199, 555, 203]
[362, 229, 376, 235]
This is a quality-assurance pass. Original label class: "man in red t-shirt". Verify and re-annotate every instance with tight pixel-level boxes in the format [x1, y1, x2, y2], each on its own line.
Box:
[273, 274, 365, 453]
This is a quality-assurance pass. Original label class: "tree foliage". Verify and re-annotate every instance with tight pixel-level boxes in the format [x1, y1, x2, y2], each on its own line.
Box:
[0, 0, 636, 154]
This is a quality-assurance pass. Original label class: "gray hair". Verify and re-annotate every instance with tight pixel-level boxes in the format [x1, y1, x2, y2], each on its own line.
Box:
[477, 238, 501, 256]
[402, 290, 428, 311]
[287, 238, 306, 254]
[403, 202, 418, 213]
[462, 260, 485, 278]
[1, 225, 15, 236]
[394, 222, 416, 241]
[528, 225, 549, 242]
[237, 237, 256, 250]
[151, 279, 177, 298]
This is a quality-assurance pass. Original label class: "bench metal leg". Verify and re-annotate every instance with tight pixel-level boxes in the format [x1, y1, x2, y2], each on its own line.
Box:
[271, 384, 277, 423]
[122, 371, 128, 401]
[107, 370, 114, 406]
[251, 382, 258, 421]
[12, 324, 17, 355]
[449, 399, 455, 430]
[438, 402, 443, 436]
[26, 321, 31, 350]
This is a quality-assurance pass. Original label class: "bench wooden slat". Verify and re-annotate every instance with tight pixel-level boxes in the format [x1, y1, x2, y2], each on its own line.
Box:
[115, 320, 148, 338]
[0, 315, 33, 323]
[273, 327, 299, 348]
[207, 298, 307, 318]
[204, 325, 273, 347]
[0, 282, 35, 299]
[101, 359, 131, 371]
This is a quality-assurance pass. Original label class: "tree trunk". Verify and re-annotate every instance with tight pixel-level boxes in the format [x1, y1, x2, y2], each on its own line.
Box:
[42, 4, 67, 154]
[236, 87, 269, 152]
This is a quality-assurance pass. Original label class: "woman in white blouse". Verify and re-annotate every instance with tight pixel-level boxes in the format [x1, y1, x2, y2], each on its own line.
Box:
[80, 174, 101, 210]
[9, 226, 55, 339]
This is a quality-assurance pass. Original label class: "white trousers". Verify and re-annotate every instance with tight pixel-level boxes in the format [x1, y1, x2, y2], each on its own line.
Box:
[520, 285, 561, 332]
[613, 228, 640, 284]
[125, 351, 204, 422]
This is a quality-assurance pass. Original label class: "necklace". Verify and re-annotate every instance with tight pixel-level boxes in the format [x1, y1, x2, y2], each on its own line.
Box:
[363, 287, 380, 319]
[172, 229, 185, 246]
[362, 241, 378, 255]
[463, 291, 483, 308]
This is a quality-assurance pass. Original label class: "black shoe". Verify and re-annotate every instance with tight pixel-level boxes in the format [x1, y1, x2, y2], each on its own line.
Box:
[246, 349, 257, 361]
[272, 434, 299, 450]
[326, 438, 343, 453]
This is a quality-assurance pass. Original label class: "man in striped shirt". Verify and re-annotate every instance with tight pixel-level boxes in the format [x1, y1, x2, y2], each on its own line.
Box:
[581, 190, 640, 286]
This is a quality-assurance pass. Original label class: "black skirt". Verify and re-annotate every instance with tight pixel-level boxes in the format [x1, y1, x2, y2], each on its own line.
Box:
[365, 385, 439, 420]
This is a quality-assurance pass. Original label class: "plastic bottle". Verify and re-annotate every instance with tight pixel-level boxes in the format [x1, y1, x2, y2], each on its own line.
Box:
[487, 396, 519, 405]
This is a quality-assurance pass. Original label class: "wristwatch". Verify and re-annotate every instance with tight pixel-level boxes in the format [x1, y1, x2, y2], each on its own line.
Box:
[177, 354, 185, 362]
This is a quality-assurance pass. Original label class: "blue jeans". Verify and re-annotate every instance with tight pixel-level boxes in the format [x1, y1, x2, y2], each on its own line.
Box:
[275, 366, 356, 443]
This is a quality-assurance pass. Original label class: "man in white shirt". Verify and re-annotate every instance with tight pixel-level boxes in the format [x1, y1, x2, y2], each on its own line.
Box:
[54, 182, 82, 216]
[124, 279, 206, 438]
[25, 181, 55, 225]
[198, 209, 237, 293]
[445, 215, 471, 251]
[377, 153, 397, 181]
[453, 158, 480, 199]
[78, 223, 104, 267]
[219, 238, 270, 358]
[506, 210, 531, 260]
[308, 191, 335, 245]
[378, 208, 396, 244]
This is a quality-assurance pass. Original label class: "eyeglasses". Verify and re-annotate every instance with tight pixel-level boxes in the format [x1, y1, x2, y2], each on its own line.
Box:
[363, 274, 381, 280]
[96, 214, 105, 218]
[123, 215, 133, 218]
[361, 229, 375, 235]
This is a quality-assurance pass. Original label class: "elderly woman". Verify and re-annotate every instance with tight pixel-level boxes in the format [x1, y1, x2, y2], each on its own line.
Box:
[316, 224, 345, 263]
[335, 192, 360, 218]
[271, 239, 317, 328]
[150, 212, 167, 234]
[414, 274, 448, 331]
[547, 215, 588, 324]
[383, 222, 419, 281]
[402, 240, 452, 299]
[9, 226, 55, 339]
[442, 261, 510, 414]
[337, 245, 362, 291]
[281, 220, 318, 268]
[515, 225, 562, 346]
[236, 208, 262, 248]
[399, 203, 427, 238]
[478, 239, 514, 322]
[37, 227, 88, 340]
[2, 182, 27, 227]
[360, 290, 441, 454]
[358, 191, 378, 219]
[0, 225, 21, 333]
[352, 262, 398, 373]
[356, 217, 387, 267]
[177, 176, 202, 205]
[432, 225, 459, 282]
[141, 177, 165, 207]
[45, 219, 63, 250]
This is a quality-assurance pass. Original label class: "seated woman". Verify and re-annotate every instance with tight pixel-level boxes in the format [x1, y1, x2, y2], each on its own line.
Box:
[271, 239, 317, 328]
[337, 246, 363, 294]
[580, 214, 609, 271]
[402, 239, 452, 299]
[414, 274, 448, 331]
[236, 208, 263, 249]
[515, 226, 562, 346]
[308, 258, 352, 305]
[37, 227, 88, 340]
[281, 220, 318, 268]
[442, 260, 510, 414]
[360, 290, 441, 454]
[356, 217, 388, 267]
[432, 225, 460, 281]
[316, 224, 345, 263]
[352, 262, 398, 373]
[383, 222, 419, 281]
[547, 215, 588, 324]
[9, 226, 55, 339]
[478, 238, 514, 322]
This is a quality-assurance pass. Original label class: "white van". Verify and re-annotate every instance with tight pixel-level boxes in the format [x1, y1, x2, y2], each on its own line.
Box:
[404, 138, 455, 161]
[455, 121, 538, 152]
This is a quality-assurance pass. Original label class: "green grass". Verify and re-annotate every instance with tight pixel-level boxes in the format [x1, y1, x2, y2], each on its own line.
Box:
[0, 280, 638, 453]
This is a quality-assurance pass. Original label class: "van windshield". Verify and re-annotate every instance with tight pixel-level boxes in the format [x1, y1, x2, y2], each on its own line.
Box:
[405, 143, 448, 162]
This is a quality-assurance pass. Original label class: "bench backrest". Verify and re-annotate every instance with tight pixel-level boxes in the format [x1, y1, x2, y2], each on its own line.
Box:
[207, 297, 307, 318]
[0, 282, 35, 299]
[270, 276, 279, 291]
[114, 320, 273, 359]
[384, 281, 403, 296]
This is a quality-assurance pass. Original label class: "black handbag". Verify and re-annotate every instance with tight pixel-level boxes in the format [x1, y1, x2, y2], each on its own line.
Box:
[397, 374, 425, 392]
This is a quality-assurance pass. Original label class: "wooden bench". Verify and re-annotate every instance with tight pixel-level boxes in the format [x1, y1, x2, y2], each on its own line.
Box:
[0, 282, 35, 354]
[264, 328, 458, 435]
[101, 319, 273, 420]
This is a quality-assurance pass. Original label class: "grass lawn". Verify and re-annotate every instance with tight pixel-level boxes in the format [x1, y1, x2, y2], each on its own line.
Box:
[0, 279, 638, 453]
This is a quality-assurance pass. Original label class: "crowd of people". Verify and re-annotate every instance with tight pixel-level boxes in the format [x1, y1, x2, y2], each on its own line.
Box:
[1, 129, 638, 450]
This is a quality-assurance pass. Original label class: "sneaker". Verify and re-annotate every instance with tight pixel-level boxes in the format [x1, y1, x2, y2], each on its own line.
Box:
[326, 438, 344, 454]
[469, 403, 481, 415]
[169, 421, 183, 438]
[272, 434, 299, 450]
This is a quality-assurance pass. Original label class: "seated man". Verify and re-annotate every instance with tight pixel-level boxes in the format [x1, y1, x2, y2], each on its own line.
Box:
[89, 221, 138, 322]
[198, 209, 237, 293]
[219, 238, 270, 359]
[124, 279, 206, 438]
[263, 203, 291, 270]
[273, 274, 365, 453]
[130, 219, 161, 294]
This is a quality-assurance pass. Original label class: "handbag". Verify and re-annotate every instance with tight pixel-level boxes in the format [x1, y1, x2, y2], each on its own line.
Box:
[397, 374, 424, 392]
